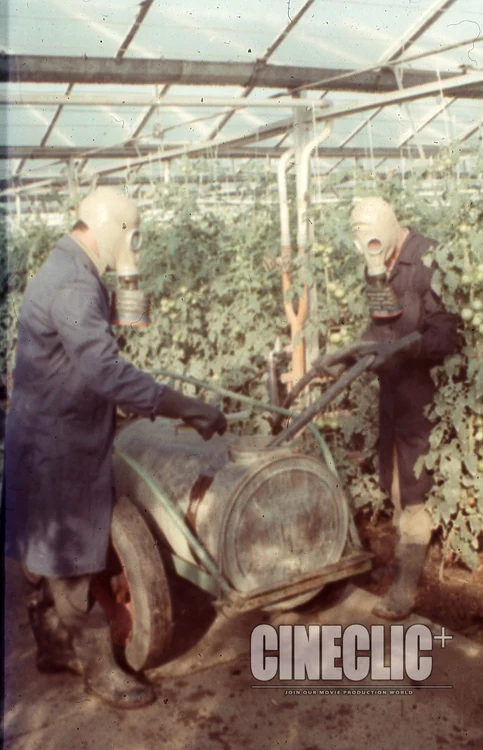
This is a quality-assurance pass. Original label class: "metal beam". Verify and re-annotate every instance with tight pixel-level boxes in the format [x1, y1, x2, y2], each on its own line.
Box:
[0, 113, 316, 198]
[5, 70, 482, 114]
[317, 70, 483, 120]
[207, 0, 317, 140]
[1, 93, 332, 108]
[7, 140, 462, 198]
[284, 35, 483, 99]
[88, 69, 483, 179]
[3, 146, 290, 162]
[5, 68, 480, 193]
[2, 169, 479, 201]
[397, 98, 456, 147]
[16, 0, 157, 180]
[458, 118, 483, 143]
[1, 145, 451, 161]
[5, 67, 483, 112]
[381, 0, 458, 63]
[4, 68, 482, 197]
[115, 0, 156, 63]
[339, 0, 457, 160]
[3, 55, 483, 98]
[338, 109, 381, 148]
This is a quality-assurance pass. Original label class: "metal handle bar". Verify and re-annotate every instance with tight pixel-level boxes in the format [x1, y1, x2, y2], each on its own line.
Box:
[269, 331, 422, 436]
[267, 353, 375, 448]
[269, 340, 371, 434]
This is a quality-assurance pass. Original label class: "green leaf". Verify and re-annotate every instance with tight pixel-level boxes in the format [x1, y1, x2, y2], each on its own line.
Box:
[464, 454, 477, 478]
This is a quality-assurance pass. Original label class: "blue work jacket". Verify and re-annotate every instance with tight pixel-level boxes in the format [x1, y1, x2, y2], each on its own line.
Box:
[4, 235, 164, 577]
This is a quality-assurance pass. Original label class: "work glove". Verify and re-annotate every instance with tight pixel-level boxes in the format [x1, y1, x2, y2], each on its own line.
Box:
[156, 386, 227, 440]
[311, 331, 422, 378]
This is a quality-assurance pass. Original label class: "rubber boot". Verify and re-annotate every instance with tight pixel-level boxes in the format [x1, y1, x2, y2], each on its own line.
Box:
[371, 542, 428, 620]
[74, 621, 156, 709]
[27, 588, 83, 675]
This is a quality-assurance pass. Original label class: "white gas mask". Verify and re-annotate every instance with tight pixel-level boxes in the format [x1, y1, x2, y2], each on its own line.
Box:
[350, 197, 402, 319]
[77, 187, 149, 327]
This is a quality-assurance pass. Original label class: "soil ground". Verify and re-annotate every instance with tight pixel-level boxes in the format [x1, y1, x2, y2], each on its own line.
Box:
[4, 546, 483, 750]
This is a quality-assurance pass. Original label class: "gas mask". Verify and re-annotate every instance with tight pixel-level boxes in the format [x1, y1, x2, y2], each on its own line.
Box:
[350, 197, 402, 320]
[76, 187, 150, 327]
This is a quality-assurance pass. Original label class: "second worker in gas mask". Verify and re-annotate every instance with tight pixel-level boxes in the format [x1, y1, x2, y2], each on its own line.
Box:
[316, 196, 461, 620]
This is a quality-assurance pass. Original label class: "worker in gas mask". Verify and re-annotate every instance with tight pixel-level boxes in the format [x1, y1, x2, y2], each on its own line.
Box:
[4, 186, 227, 709]
[316, 197, 461, 620]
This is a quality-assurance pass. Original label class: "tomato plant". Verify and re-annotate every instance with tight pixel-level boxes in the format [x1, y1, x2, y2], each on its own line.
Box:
[3, 152, 483, 568]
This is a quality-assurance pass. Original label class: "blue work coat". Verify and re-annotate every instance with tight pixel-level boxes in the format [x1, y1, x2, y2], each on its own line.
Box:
[4, 235, 164, 577]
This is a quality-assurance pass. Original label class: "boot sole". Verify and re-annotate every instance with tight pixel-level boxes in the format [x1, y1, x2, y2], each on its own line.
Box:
[84, 683, 157, 710]
[371, 603, 413, 620]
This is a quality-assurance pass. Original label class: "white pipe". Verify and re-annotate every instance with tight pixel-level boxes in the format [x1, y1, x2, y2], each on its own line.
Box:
[277, 148, 294, 249]
[2, 93, 331, 109]
[297, 121, 332, 249]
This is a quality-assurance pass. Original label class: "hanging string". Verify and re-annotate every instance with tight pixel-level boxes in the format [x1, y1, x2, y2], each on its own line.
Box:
[311, 100, 323, 210]
[367, 118, 376, 189]
[436, 68, 451, 147]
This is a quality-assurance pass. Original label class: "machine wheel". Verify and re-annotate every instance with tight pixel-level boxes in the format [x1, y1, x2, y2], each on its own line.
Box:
[111, 495, 173, 672]
[21, 564, 43, 588]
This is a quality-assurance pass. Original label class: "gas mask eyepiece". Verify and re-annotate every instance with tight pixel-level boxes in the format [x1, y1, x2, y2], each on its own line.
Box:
[127, 227, 143, 253]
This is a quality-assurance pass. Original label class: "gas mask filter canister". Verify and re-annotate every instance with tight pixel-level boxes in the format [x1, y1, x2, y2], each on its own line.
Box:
[350, 197, 402, 320]
[111, 228, 151, 327]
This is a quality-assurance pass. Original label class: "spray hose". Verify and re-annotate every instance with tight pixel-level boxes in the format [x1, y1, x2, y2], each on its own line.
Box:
[148, 368, 339, 478]
[114, 447, 233, 597]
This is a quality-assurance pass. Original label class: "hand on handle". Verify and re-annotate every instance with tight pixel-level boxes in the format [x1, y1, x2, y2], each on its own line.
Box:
[156, 386, 227, 440]
[311, 332, 422, 377]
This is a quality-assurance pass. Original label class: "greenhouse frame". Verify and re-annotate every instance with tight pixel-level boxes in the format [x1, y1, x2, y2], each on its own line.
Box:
[1, 0, 482, 206]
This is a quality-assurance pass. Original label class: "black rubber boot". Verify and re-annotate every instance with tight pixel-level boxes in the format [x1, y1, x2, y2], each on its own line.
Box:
[75, 624, 156, 709]
[371, 543, 428, 620]
[27, 589, 83, 675]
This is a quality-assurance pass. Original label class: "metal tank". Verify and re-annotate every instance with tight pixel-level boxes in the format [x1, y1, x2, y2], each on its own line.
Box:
[113, 417, 351, 607]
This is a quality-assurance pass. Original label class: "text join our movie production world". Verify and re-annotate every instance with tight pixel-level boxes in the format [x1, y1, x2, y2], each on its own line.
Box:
[249, 622, 454, 697]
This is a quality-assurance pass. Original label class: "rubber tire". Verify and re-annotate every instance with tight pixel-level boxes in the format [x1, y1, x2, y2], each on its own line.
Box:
[111, 495, 173, 672]
[21, 564, 43, 588]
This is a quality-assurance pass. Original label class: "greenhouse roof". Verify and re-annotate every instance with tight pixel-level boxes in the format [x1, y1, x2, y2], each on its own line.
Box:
[1, 0, 482, 202]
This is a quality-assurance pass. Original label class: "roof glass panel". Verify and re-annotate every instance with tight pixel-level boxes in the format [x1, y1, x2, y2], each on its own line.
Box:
[1, 0, 482, 197]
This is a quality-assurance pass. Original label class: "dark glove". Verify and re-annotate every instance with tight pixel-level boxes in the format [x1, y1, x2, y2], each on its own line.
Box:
[363, 331, 423, 373]
[311, 332, 422, 378]
[156, 386, 227, 440]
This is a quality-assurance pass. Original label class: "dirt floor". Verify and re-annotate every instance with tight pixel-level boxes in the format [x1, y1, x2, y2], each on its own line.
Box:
[356, 509, 483, 641]
[4, 542, 483, 750]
